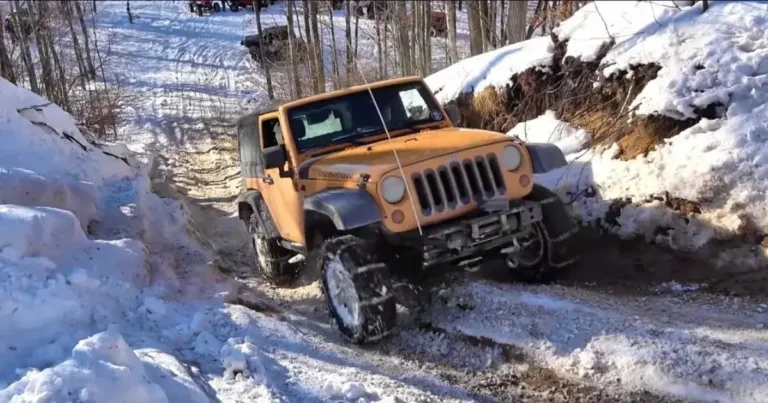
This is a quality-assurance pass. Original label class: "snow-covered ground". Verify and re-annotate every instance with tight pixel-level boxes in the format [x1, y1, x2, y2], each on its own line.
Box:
[4, 1, 768, 402]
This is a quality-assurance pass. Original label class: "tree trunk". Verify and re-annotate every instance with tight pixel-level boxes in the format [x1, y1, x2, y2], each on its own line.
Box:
[127, 1, 134, 23]
[479, 0, 489, 52]
[12, 0, 38, 93]
[446, 0, 458, 64]
[33, 0, 55, 99]
[375, 9, 383, 79]
[382, 2, 388, 78]
[526, 0, 544, 39]
[458, 0, 463, 11]
[423, 0, 431, 75]
[468, 1, 483, 56]
[540, 0, 548, 36]
[354, 5, 360, 61]
[39, 2, 70, 110]
[328, 1, 340, 89]
[490, 0, 497, 48]
[345, 0, 352, 80]
[0, 5, 16, 84]
[62, 1, 87, 84]
[287, 0, 301, 98]
[309, 0, 324, 92]
[254, 4, 274, 100]
[499, 0, 506, 44]
[74, 1, 96, 79]
[508, 0, 527, 44]
[396, 0, 409, 76]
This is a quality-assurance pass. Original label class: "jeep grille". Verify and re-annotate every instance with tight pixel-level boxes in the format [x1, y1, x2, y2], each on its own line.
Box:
[412, 154, 505, 216]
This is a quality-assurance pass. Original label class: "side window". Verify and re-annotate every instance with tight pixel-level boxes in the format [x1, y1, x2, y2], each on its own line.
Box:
[238, 118, 263, 178]
[399, 88, 429, 120]
[261, 118, 284, 148]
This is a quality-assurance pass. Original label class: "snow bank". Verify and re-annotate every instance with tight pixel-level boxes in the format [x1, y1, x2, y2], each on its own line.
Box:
[0, 76, 208, 401]
[555, 1, 681, 63]
[507, 111, 590, 156]
[1, 327, 169, 403]
[425, 36, 555, 105]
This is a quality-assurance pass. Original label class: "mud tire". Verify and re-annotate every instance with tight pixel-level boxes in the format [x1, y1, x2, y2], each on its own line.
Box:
[189, 2, 195, 13]
[321, 235, 396, 344]
[213, 2, 221, 12]
[510, 185, 579, 282]
[230, 3, 239, 11]
[248, 203, 298, 286]
[196, 5, 203, 16]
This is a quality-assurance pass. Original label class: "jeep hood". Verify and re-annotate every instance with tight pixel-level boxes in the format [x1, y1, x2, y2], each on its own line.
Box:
[301, 128, 508, 181]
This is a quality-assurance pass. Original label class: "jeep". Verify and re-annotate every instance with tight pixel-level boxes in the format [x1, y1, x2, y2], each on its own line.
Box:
[241, 25, 306, 64]
[235, 77, 577, 343]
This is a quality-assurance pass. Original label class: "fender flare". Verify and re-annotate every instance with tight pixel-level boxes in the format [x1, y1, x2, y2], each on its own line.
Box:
[304, 189, 382, 232]
[235, 190, 280, 239]
[525, 143, 568, 174]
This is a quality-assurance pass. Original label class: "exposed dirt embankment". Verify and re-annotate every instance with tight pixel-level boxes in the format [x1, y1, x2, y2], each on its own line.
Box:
[454, 35, 702, 160]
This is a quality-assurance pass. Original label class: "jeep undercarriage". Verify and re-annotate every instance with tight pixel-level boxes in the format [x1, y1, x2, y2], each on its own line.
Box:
[235, 76, 577, 344]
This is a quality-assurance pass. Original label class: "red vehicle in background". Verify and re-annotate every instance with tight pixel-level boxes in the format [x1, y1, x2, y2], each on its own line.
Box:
[406, 10, 447, 37]
[188, 0, 222, 16]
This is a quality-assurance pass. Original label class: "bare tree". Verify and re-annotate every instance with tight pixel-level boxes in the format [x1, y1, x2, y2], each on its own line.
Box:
[328, 2, 340, 88]
[526, 0, 544, 39]
[32, 1, 55, 99]
[396, 0, 410, 76]
[254, 2, 274, 100]
[0, 6, 16, 83]
[446, 0, 458, 64]
[499, 0, 506, 44]
[74, 0, 97, 79]
[508, 0, 528, 44]
[286, 0, 301, 98]
[468, 0, 483, 56]
[345, 0, 352, 79]
[375, 6, 383, 79]
[62, 1, 87, 83]
[39, 2, 70, 110]
[479, 0, 489, 52]
[13, 0, 39, 93]
[422, 0, 432, 75]
[127, 1, 134, 24]
[309, 0, 324, 92]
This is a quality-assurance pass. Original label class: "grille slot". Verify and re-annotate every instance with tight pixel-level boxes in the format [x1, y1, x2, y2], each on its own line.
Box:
[412, 154, 506, 216]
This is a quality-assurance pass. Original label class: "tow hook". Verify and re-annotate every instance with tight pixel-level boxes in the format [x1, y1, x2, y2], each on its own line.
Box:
[501, 239, 522, 269]
[458, 256, 483, 272]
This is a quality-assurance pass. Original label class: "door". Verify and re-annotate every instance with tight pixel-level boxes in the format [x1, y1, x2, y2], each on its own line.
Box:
[257, 114, 305, 245]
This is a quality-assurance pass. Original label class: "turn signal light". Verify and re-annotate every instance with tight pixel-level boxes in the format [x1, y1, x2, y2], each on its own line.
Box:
[519, 174, 531, 187]
[391, 210, 405, 224]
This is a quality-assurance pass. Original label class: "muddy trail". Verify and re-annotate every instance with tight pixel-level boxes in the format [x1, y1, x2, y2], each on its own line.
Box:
[139, 131, 768, 402]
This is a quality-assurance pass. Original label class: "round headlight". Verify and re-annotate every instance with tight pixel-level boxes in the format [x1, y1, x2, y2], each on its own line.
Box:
[501, 145, 522, 171]
[381, 176, 406, 204]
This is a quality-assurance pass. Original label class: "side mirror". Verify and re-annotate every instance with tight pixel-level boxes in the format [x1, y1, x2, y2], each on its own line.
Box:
[443, 104, 460, 126]
[263, 145, 287, 169]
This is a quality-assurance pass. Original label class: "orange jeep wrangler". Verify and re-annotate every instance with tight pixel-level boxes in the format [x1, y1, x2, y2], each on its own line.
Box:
[236, 77, 577, 343]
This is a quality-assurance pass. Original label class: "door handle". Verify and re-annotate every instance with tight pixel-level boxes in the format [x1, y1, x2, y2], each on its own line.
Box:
[264, 176, 274, 185]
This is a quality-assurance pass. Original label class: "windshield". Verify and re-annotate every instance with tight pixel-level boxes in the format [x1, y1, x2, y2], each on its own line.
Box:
[287, 82, 443, 153]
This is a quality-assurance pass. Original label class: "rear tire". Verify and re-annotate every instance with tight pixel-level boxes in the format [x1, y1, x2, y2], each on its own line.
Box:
[189, 2, 195, 13]
[248, 207, 298, 286]
[196, 5, 203, 16]
[213, 3, 221, 12]
[230, 3, 239, 11]
[321, 235, 396, 344]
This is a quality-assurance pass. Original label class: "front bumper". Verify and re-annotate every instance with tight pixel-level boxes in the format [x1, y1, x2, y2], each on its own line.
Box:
[419, 200, 543, 267]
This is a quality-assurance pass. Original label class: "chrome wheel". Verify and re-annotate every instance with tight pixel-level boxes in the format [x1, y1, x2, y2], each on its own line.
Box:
[325, 256, 361, 327]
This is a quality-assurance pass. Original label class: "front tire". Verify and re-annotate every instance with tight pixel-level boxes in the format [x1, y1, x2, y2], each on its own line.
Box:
[213, 3, 221, 12]
[230, 3, 239, 11]
[321, 235, 396, 344]
[508, 185, 579, 282]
